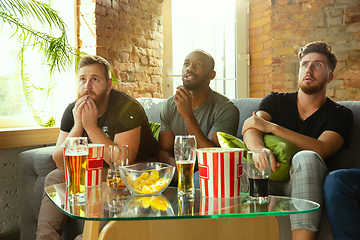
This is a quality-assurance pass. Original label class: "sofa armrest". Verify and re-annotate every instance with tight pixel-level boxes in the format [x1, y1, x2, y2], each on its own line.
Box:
[19, 146, 56, 240]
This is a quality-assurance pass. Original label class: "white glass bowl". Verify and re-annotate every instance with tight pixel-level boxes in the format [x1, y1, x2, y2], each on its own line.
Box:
[119, 162, 175, 195]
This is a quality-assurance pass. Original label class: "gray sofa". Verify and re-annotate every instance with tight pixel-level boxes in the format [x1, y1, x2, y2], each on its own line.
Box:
[19, 97, 360, 240]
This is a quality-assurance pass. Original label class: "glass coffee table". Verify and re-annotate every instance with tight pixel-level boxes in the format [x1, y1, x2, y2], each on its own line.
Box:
[46, 183, 320, 240]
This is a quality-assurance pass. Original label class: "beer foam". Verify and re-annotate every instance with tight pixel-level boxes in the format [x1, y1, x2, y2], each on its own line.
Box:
[176, 160, 196, 164]
[65, 152, 88, 156]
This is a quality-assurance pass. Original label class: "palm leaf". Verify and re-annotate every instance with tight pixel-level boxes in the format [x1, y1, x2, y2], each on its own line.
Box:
[0, 0, 66, 30]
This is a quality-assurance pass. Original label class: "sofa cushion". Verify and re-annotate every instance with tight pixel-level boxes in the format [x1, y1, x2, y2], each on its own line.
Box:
[217, 132, 299, 182]
[263, 134, 300, 181]
[149, 121, 161, 141]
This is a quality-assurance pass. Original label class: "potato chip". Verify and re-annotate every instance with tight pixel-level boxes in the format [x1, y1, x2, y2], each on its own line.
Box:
[132, 170, 169, 194]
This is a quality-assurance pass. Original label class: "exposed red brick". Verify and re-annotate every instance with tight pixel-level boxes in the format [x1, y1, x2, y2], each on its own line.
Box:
[140, 56, 149, 65]
[97, 15, 112, 29]
[345, 15, 360, 24]
[278, 0, 290, 5]
[95, 5, 106, 16]
[129, 0, 139, 5]
[119, 52, 130, 61]
[108, 49, 117, 59]
[345, 80, 360, 88]
[272, 22, 300, 31]
[272, 4, 301, 14]
[250, 12, 263, 22]
[100, 0, 112, 8]
[107, 8, 118, 19]
[345, 6, 360, 16]
[336, 71, 360, 80]
[120, 72, 129, 81]
[278, 13, 291, 22]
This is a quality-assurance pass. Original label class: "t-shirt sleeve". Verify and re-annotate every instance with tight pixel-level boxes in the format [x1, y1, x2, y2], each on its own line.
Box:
[325, 106, 353, 146]
[60, 102, 75, 132]
[210, 102, 240, 137]
[259, 92, 280, 117]
[160, 98, 173, 132]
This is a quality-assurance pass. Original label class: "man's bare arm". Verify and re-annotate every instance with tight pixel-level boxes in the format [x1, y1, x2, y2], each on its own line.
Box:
[112, 127, 141, 166]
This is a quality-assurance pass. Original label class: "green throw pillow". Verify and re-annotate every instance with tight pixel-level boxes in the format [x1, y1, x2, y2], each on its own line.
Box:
[149, 121, 161, 141]
[217, 132, 300, 182]
[217, 131, 248, 158]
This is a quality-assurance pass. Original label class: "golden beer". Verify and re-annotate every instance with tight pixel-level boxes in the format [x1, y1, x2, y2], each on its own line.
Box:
[65, 153, 88, 195]
[178, 195, 195, 216]
[107, 169, 126, 189]
[176, 161, 195, 195]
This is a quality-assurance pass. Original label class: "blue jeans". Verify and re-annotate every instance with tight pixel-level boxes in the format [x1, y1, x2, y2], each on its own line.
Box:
[324, 169, 360, 240]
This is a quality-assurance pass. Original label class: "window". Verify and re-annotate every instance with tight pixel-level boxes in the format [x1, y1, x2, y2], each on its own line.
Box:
[0, 0, 77, 128]
[162, 0, 249, 99]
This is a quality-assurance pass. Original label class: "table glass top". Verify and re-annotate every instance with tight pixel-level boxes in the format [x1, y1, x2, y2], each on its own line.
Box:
[45, 183, 320, 221]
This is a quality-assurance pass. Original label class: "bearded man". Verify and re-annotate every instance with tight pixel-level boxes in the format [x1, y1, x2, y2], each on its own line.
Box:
[241, 41, 353, 240]
[36, 55, 158, 239]
[158, 49, 240, 188]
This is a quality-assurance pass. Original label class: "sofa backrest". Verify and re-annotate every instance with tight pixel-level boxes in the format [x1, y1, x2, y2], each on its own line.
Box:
[137, 97, 165, 123]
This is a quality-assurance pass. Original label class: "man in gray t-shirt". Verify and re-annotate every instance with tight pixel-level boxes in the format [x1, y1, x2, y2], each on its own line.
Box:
[159, 49, 239, 187]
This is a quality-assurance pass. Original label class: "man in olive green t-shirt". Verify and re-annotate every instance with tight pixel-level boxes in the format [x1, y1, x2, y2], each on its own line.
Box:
[158, 49, 239, 188]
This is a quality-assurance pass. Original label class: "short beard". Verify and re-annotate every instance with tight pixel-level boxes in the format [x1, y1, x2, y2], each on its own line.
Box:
[298, 79, 327, 95]
[182, 74, 209, 91]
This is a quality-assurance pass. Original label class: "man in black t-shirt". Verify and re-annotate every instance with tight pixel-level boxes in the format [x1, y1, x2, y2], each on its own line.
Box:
[242, 41, 353, 240]
[36, 55, 158, 240]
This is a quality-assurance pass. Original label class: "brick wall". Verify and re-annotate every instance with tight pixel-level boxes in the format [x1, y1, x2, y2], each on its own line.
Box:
[78, 0, 163, 98]
[249, 0, 360, 100]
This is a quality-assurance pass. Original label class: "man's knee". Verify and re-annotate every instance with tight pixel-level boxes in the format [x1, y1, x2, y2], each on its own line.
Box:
[44, 169, 65, 187]
[292, 151, 326, 170]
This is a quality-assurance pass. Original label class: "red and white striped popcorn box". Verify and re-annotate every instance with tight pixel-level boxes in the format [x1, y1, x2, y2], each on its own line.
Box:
[200, 195, 242, 215]
[86, 185, 103, 217]
[197, 148, 244, 198]
[86, 144, 105, 187]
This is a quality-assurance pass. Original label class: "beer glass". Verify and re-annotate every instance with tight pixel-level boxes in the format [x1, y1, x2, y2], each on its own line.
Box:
[64, 137, 89, 202]
[108, 145, 129, 189]
[177, 195, 195, 216]
[246, 149, 271, 201]
[174, 135, 197, 196]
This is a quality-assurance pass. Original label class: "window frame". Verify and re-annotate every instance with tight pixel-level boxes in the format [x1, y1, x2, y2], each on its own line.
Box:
[162, 0, 250, 99]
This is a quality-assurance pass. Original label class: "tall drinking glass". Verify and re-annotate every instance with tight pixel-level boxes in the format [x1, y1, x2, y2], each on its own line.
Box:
[174, 135, 197, 196]
[246, 149, 271, 202]
[64, 137, 89, 202]
[108, 145, 129, 189]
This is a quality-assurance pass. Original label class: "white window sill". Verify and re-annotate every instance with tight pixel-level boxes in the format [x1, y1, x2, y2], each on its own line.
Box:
[0, 127, 59, 149]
